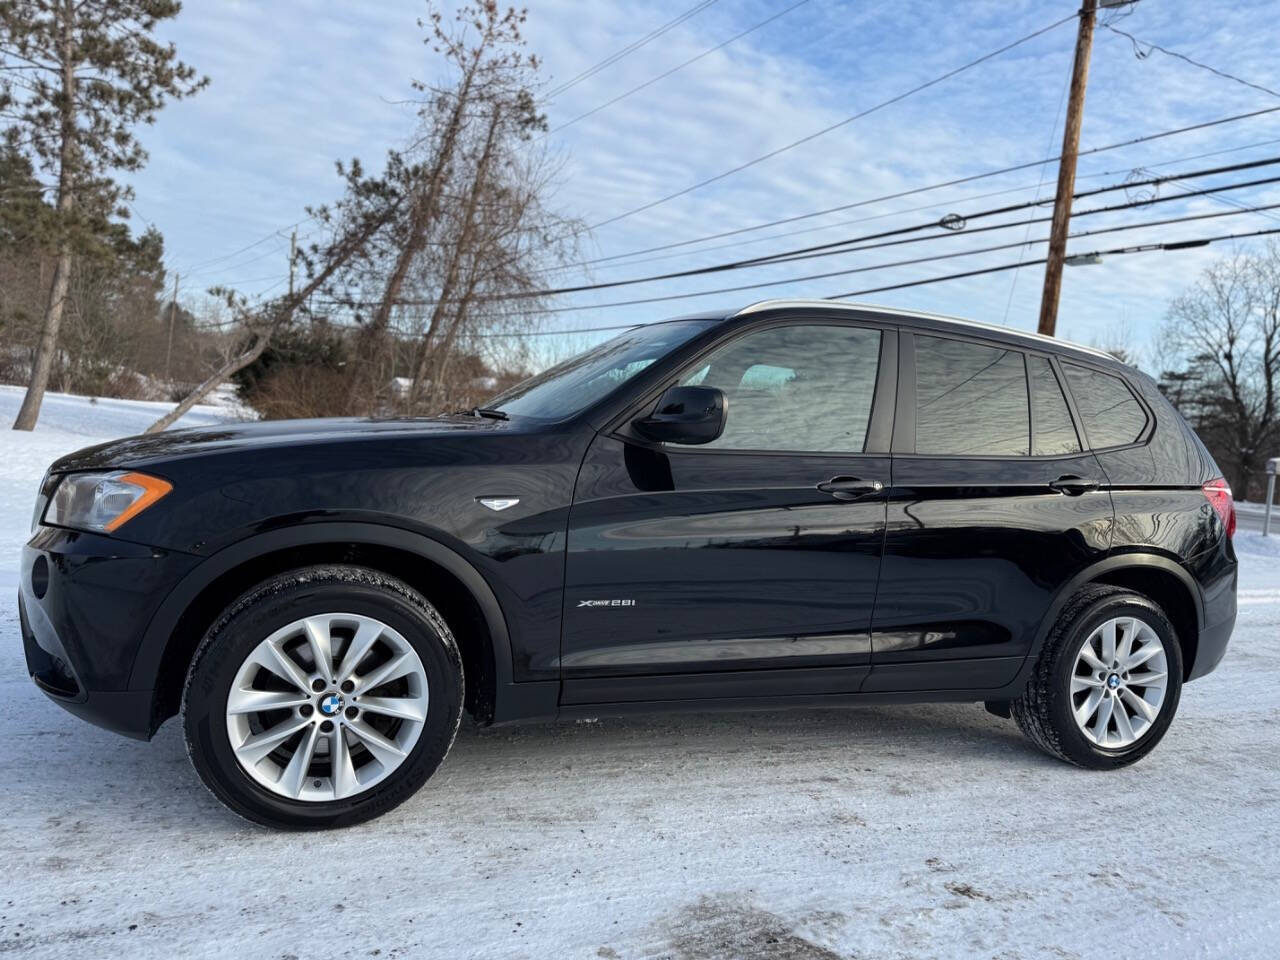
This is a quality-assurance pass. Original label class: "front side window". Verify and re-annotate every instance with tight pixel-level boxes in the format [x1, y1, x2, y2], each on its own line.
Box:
[486, 319, 715, 420]
[677, 324, 882, 453]
[915, 335, 1029, 456]
[1061, 363, 1148, 448]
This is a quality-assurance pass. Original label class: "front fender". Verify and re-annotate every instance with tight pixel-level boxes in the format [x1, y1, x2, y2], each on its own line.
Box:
[127, 520, 520, 695]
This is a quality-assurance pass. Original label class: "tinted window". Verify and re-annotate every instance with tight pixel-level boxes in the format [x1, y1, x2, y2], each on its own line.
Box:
[1061, 363, 1148, 448]
[1029, 357, 1081, 455]
[915, 336, 1028, 456]
[678, 324, 881, 452]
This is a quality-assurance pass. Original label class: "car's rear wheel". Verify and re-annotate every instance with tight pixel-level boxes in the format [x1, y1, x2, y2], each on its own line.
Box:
[183, 565, 463, 829]
[1011, 584, 1183, 769]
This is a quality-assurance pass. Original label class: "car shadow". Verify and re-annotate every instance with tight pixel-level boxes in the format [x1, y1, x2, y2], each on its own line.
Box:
[448, 700, 1060, 777]
[4, 682, 1067, 836]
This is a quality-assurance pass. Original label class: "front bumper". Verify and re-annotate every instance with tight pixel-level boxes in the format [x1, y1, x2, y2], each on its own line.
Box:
[19, 525, 200, 739]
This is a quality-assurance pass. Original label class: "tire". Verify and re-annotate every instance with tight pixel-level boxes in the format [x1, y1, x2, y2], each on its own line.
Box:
[1011, 584, 1183, 769]
[182, 565, 463, 829]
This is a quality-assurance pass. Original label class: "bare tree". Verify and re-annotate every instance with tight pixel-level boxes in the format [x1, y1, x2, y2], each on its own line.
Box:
[148, 2, 582, 428]
[1160, 242, 1280, 497]
[1, 0, 206, 429]
[409, 141, 572, 413]
[143, 165, 404, 433]
[1090, 315, 1137, 365]
[320, 2, 581, 417]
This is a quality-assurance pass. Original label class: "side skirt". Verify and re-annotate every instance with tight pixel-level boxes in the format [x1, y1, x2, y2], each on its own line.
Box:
[493, 657, 1034, 726]
[557, 687, 1026, 722]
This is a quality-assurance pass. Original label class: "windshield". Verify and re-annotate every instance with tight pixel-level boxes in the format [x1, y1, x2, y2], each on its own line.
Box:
[485, 319, 716, 420]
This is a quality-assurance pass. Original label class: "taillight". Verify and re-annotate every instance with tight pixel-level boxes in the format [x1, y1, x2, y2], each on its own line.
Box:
[1202, 477, 1236, 538]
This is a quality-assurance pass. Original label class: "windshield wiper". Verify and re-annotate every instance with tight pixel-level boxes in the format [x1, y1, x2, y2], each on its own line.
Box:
[471, 406, 510, 421]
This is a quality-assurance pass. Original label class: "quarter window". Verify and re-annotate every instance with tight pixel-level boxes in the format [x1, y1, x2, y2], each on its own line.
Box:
[1029, 357, 1081, 456]
[915, 336, 1029, 456]
[677, 324, 882, 453]
[1061, 363, 1148, 448]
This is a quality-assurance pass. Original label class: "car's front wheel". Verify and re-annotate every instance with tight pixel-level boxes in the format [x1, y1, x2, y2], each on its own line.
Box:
[182, 565, 463, 829]
[1011, 584, 1183, 769]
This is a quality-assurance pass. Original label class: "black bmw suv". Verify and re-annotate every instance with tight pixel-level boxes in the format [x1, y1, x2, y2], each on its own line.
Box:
[20, 300, 1238, 828]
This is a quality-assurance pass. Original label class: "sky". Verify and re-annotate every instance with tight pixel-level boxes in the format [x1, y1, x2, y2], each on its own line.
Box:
[121, 0, 1280, 372]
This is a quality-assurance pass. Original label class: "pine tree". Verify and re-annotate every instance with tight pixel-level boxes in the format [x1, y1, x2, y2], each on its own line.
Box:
[1, 0, 206, 430]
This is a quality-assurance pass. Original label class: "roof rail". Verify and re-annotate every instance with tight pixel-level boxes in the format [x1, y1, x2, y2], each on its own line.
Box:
[731, 299, 1114, 361]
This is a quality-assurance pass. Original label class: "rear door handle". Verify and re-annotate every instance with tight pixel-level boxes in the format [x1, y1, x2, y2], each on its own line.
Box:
[817, 476, 884, 501]
[1049, 475, 1099, 496]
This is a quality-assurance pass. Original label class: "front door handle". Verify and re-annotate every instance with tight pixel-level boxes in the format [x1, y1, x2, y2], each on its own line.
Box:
[817, 476, 884, 501]
[1049, 475, 1099, 496]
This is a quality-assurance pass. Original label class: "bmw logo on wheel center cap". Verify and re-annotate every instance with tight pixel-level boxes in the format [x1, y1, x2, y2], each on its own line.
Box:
[1107, 674, 1121, 689]
[319, 693, 345, 716]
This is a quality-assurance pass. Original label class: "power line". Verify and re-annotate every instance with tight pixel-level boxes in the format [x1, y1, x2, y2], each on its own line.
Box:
[548, 0, 812, 135]
[548, 136, 1280, 274]
[181, 235, 295, 284]
[825, 225, 1280, 299]
[384, 214, 1280, 338]
[153, 111, 1280, 294]
[730, 166, 1280, 271]
[398, 157, 1280, 304]
[505, 202, 1280, 320]
[1163, 174, 1280, 225]
[586, 10, 1080, 232]
[571, 104, 1280, 266]
[314, 170, 1280, 313]
[312, 200, 1280, 323]
[545, 0, 721, 100]
[1104, 24, 1280, 100]
[216, 272, 294, 287]
[532, 218, 1280, 331]
[176, 216, 314, 276]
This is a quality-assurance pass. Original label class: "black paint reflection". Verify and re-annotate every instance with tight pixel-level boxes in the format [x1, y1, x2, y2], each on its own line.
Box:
[564, 435, 888, 676]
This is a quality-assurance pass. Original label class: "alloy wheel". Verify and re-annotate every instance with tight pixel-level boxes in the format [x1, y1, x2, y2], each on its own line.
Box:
[1070, 615, 1169, 749]
[224, 613, 429, 801]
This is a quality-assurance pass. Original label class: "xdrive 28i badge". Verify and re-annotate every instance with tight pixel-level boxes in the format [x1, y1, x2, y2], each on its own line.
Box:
[577, 599, 636, 608]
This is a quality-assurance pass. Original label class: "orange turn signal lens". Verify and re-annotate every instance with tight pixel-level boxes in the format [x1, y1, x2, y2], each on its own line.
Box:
[104, 472, 174, 532]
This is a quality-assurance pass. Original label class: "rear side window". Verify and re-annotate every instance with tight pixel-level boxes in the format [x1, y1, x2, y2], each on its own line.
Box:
[1029, 357, 1081, 456]
[915, 335, 1029, 456]
[1061, 363, 1148, 449]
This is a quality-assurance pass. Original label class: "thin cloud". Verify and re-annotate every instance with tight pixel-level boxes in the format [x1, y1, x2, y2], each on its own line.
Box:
[122, 0, 1280, 353]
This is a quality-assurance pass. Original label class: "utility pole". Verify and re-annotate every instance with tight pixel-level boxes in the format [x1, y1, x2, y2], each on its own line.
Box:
[165, 272, 179, 383]
[288, 229, 297, 298]
[1037, 0, 1099, 337]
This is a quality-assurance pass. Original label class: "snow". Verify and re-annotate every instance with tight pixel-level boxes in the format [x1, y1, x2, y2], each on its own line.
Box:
[1232, 530, 1280, 559]
[2, 398, 1279, 959]
[1233, 500, 1268, 515]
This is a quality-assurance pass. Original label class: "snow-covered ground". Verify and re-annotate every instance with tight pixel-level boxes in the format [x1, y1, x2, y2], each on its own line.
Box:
[2, 394, 1278, 959]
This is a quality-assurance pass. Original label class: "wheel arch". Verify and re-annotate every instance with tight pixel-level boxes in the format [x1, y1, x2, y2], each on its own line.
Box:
[1022, 552, 1204, 687]
[131, 522, 524, 737]
[1090, 563, 1200, 680]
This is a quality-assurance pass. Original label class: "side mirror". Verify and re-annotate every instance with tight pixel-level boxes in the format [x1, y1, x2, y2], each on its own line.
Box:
[632, 385, 727, 445]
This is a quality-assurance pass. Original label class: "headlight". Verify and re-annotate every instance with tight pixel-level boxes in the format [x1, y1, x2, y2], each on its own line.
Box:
[44, 471, 173, 534]
[31, 470, 52, 533]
